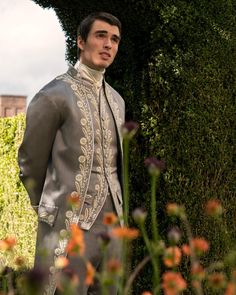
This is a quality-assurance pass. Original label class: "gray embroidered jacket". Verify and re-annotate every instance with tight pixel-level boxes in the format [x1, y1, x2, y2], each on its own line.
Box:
[18, 66, 125, 295]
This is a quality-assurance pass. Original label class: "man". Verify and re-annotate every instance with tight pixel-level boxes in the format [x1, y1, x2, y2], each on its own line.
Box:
[18, 12, 124, 295]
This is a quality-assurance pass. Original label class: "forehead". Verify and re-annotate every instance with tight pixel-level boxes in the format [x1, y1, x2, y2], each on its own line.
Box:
[89, 20, 120, 37]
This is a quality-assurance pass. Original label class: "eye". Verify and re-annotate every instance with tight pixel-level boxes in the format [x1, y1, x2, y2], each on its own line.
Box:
[111, 36, 120, 44]
[96, 32, 106, 38]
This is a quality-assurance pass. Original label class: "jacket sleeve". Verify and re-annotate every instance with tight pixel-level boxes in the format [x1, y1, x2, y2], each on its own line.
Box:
[18, 91, 62, 208]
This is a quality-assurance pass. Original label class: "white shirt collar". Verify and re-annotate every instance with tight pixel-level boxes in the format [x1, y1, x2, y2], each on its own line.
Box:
[74, 60, 105, 89]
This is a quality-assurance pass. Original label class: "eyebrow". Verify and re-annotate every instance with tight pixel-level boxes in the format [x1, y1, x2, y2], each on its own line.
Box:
[94, 30, 121, 41]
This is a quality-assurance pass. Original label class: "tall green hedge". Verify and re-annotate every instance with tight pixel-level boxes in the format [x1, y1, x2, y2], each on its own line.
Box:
[0, 115, 36, 268]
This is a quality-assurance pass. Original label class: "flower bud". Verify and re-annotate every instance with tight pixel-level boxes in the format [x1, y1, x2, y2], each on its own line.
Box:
[121, 121, 139, 139]
[167, 227, 182, 244]
[132, 208, 147, 224]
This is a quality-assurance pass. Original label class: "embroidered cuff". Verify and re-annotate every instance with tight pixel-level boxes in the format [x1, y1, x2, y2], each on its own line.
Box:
[38, 203, 59, 227]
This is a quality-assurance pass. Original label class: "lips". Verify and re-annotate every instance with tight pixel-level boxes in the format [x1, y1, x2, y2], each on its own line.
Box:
[100, 52, 111, 59]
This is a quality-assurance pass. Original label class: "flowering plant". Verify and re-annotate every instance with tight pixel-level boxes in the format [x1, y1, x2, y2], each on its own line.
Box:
[1, 121, 236, 295]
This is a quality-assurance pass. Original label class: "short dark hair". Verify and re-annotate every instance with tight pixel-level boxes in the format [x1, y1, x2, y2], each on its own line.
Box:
[77, 12, 121, 41]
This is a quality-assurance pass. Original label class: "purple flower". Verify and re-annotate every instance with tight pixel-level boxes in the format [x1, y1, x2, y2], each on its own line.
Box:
[97, 231, 111, 245]
[167, 227, 182, 244]
[121, 121, 139, 139]
[144, 157, 166, 175]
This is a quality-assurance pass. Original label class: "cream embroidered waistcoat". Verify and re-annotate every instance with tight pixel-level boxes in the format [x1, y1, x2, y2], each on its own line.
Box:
[77, 80, 122, 230]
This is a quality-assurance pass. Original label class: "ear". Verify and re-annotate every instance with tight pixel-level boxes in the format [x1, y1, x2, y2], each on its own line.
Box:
[77, 36, 85, 51]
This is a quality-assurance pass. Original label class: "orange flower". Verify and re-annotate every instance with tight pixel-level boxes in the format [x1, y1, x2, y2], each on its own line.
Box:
[166, 203, 185, 218]
[191, 263, 205, 281]
[111, 227, 139, 240]
[67, 191, 81, 208]
[85, 262, 95, 285]
[166, 203, 180, 215]
[191, 238, 209, 255]
[142, 292, 153, 295]
[182, 238, 209, 256]
[107, 258, 121, 273]
[205, 199, 223, 217]
[163, 246, 182, 268]
[162, 271, 187, 295]
[103, 212, 118, 226]
[208, 272, 226, 289]
[181, 244, 191, 256]
[66, 223, 85, 256]
[225, 282, 236, 295]
[0, 237, 16, 251]
[55, 256, 69, 269]
[191, 263, 205, 290]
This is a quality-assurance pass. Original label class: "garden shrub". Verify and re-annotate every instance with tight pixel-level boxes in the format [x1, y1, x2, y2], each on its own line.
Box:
[0, 115, 36, 269]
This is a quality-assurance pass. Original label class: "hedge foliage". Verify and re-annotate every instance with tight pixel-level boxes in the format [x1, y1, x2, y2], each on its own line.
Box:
[0, 115, 36, 268]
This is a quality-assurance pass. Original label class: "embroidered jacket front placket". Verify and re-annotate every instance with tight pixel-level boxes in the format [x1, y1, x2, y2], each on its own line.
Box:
[78, 84, 119, 230]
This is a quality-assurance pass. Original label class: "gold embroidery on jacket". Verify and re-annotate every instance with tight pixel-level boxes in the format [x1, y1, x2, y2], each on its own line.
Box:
[44, 73, 124, 295]
[79, 90, 112, 226]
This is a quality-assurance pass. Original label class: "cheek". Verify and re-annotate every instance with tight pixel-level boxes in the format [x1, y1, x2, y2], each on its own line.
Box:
[112, 48, 118, 59]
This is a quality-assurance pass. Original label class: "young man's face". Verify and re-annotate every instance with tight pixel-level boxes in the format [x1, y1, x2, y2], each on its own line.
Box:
[77, 20, 121, 71]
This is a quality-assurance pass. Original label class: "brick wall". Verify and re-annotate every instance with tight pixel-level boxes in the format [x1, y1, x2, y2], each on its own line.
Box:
[0, 95, 26, 117]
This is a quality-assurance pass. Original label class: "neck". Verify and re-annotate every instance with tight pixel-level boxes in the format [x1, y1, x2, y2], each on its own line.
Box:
[74, 60, 105, 85]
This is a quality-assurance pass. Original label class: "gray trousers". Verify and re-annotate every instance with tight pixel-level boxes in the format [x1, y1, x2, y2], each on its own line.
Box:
[56, 194, 122, 295]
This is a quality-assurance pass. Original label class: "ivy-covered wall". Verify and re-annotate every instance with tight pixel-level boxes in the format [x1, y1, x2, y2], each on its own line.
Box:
[0, 115, 36, 268]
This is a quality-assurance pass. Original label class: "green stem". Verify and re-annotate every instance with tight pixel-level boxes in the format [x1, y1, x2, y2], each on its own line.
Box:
[124, 255, 151, 295]
[120, 239, 128, 294]
[100, 244, 109, 295]
[182, 215, 203, 295]
[151, 174, 159, 243]
[140, 222, 160, 294]
[123, 138, 130, 227]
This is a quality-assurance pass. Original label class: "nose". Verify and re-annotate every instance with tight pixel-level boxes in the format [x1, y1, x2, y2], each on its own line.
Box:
[104, 38, 112, 49]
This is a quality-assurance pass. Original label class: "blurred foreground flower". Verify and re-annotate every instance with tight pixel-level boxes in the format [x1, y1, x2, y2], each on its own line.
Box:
[141, 292, 153, 295]
[97, 231, 111, 246]
[167, 227, 182, 244]
[163, 246, 182, 268]
[208, 272, 226, 290]
[111, 226, 139, 240]
[103, 212, 118, 226]
[166, 203, 185, 219]
[0, 237, 16, 251]
[225, 282, 236, 295]
[67, 191, 81, 209]
[162, 271, 187, 295]
[191, 238, 209, 255]
[191, 263, 205, 281]
[85, 262, 95, 285]
[55, 256, 69, 269]
[205, 199, 223, 217]
[182, 238, 209, 256]
[144, 157, 166, 176]
[56, 268, 79, 294]
[121, 121, 139, 139]
[66, 223, 85, 256]
[107, 258, 122, 274]
[132, 208, 147, 224]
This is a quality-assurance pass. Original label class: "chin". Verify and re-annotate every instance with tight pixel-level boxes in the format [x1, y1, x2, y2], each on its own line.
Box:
[96, 60, 111, 69]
